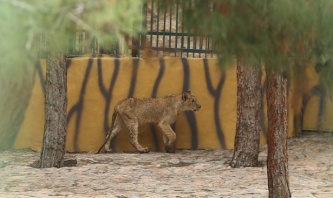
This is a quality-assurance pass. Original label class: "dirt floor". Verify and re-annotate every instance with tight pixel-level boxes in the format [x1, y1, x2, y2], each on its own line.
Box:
[0, 132, 332, 198]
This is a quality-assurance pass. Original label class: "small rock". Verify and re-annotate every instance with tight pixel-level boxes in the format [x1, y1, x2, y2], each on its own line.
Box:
[296, 154, 306, 159]
[63, 158, 77, 167]
[29, 160, 40, 168]
[96, 165, 108, 171]
[168, 158, 180, 165]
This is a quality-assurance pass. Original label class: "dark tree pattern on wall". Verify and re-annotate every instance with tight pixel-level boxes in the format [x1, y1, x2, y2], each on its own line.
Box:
[2, 57, 330, 151]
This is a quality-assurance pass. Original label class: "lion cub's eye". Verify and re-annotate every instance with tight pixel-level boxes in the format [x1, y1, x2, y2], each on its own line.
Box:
[191, 99, 195, 103]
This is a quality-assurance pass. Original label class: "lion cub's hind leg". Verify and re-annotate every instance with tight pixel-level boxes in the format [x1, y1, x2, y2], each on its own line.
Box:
[104, 116, 125, 152]
[120, 112, 150, 153]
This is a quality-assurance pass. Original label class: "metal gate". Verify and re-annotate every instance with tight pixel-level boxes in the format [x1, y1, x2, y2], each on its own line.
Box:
[38, 0, 216, 58]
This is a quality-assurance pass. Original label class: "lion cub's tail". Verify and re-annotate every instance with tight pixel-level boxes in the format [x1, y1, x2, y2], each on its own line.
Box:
[96, 109, 118, 154]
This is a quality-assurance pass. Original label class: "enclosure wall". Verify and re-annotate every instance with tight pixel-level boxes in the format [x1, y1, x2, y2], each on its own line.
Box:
[12, 57, 327, 152]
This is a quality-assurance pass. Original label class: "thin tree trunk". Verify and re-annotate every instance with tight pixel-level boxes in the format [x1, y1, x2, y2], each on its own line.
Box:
[230, 59, 262, 168]
[266, 70, 291, 198]
[39, 47, 67, 168]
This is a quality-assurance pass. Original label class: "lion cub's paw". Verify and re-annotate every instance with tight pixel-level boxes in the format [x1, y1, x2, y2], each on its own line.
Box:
[165, 147, 176, 153]
[105, 149, 113, 153]
[139, 147, 150, 153]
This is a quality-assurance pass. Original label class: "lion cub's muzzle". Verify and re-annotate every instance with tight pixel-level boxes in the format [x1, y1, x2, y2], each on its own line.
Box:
[194, 104, 201, 111]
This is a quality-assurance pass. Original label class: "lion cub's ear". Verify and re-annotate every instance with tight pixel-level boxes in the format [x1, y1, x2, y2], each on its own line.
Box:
[187, 89, 192, 94]
[182, 92, 189, 101]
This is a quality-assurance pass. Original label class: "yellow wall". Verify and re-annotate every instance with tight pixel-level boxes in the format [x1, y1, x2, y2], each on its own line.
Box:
[12, 57, 330, 153]
[299, 66, 333, 132]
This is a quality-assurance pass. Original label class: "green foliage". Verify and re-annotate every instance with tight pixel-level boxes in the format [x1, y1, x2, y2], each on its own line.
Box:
[174, 0, 333, 93]
[0, 0, 145, 89]
[83, 0, 144, 47]
[0, 0, 144, 149]
[1, 0, 144, 59]
[181, 0, 333, 73]
[307, 1, 333, 93]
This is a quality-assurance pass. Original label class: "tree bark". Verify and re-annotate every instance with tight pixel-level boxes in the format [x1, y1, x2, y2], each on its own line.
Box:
[230, 59, 262, 168]
[266, 70, 291, 198]
[39, 47, 67, 168]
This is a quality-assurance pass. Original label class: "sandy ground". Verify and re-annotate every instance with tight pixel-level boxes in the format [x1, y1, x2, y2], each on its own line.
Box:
[0, 132, 332, 198]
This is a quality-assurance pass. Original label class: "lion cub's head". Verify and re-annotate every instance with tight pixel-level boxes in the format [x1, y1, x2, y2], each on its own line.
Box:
[181, 89, 201, 111]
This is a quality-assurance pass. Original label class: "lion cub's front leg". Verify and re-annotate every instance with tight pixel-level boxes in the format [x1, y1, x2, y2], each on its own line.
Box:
[159, 123, 176, 153]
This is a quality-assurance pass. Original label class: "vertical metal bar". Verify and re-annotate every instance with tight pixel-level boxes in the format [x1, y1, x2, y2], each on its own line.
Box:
[43, 34, 45, 57]
[193, 33, 197, 58]
[187, 0, 191, 57]
[175, 1, 179, 56]
[141, 3, 148, 56]
[76, 29, 78, 55]
[181, 0, 185, 57]
[210, 37, 213, 58]
[156, 3, 160, 53]
[150, 0, 154, 49]
[163, 3, 166, 51]
[97, 38, 100, 54]
[76, 27, 81, 54]
[209, 38, 213, 55]
[38, 34, 41, 57]
[80, 28, 83, 55]
[74, 29, 77, 55]
[65, 29, 68, 55]
[92, 36, 95, 54]
[192, 0, 200, 58]
[199, 36, 203, 58]
[208, 37, 210, 58]
[83, 31, 86, 54]
[80, 28, 84, 55]
[75, 28, 78, 55]
[42, 34, 45, 58]
[205, 36, 209, 58]
[65, 29, 69, 55]
[169, 3, 172, 50]
[193, 32, 197, 57]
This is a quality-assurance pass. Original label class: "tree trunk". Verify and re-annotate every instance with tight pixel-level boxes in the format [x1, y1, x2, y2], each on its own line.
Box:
[266, 70, 291, 198]
[39, 47, 67, 168]
[230, 59, 262, 168]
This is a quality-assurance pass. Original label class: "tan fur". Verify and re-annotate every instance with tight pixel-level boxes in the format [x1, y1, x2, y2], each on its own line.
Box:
[98, 89, 201, 153]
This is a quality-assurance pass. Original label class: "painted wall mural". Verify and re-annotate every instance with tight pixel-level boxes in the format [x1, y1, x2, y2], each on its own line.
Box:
[10, 57, 333, 153]
[299, 66, 333, 132]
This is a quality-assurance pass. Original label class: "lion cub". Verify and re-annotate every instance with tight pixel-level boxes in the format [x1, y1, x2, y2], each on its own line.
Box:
[98, 89, 201, 153]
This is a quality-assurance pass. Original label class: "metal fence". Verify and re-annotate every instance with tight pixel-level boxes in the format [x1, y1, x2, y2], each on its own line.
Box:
[38, 0, 215, 58]
[135, 0, 215, 58]
[65, 26, 123, 57]
[38, 30, 121, 58]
